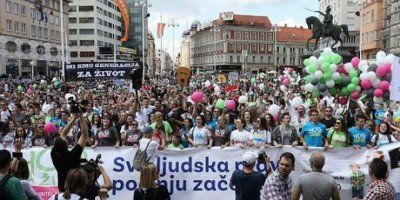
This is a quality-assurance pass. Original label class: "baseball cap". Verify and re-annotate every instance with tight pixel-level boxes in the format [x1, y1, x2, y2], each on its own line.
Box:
[242, 151, 258, 166]
[144, 126, 154, 135]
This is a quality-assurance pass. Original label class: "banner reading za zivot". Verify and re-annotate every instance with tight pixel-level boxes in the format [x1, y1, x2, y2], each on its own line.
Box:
[12, 144, 400, 200]
[64, 62, 141, 82]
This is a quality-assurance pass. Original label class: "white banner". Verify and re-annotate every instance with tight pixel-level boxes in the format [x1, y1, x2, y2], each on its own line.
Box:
[6, 144, 400, 200]
[391, 56, 400, 101]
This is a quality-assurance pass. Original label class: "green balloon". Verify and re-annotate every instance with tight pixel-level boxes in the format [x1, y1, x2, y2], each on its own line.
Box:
[33, 84, 38, 89]
[347, 83, 356, 92]
[328, 88, 337, 95]
[303, 59, 311, 66]
[349, 70, 358, 78]
[17, 86, 24, 92]
[331, 54, 342, 64]
[215, 99, 226, 109]
[309, 65, 317, 73]
[351, 77, 360, 85]
[322, 73, 332, 81]
[341, 87, 350, 96]
[305, 75, 312, 83]
[250, 77, 256, 84]
[322, 62, 330, 72]
[322, 56, 330, 64]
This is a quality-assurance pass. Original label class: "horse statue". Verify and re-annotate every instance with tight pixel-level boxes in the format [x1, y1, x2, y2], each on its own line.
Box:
[306, 16, 350, 51]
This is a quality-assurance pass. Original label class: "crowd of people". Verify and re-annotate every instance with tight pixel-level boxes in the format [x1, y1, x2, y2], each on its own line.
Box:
[0, 70, 399, 199]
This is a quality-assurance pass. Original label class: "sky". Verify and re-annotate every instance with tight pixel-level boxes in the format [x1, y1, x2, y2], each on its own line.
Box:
[147, 0, 319, 60]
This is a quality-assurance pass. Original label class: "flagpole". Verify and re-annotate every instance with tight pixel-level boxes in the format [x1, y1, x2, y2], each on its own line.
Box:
[160, 11, 163, 75]
[60, 0, 65, 81]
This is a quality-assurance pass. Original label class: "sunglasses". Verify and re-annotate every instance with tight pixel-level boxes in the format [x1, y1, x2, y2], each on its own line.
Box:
[335, 122, 341, 125]
[132, 123, 138, 126]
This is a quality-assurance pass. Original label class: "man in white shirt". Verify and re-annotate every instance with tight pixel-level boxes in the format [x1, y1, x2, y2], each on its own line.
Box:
[136, 97, 154, 130]
[0, 101, 11, 122]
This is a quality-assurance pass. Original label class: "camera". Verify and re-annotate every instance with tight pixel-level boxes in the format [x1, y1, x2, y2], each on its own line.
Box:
[68, 97, 89, 113]
[258, 151, 268, 162]
[80, 154, 103, 182]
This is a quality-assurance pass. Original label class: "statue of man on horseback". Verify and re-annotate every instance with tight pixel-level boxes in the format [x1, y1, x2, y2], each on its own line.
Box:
[305, 6, 350, 51]
[315, 6, 333, 36]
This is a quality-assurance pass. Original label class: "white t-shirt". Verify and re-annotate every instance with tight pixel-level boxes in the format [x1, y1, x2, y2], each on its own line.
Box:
[139, 138, 160, 164]
[230, 129, 252, 147]
[251, 129, 272, 148]
[49, 193, 87, 200]
[1, 110, 10, 122]
[371, 133, 397, 147]
[189, 126, 211, 146]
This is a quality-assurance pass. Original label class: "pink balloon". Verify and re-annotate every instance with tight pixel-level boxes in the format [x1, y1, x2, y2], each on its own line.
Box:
[351, 57, 360, 68]
[360, 79, 372, 89]
[376, 66, 386, 77]
[191, 92, 204, 103]
[339, 97, 347, 105]
[350, 91, 360, 100]
[44, 123, 57, 135]
[226, 100, 236, 110]
[383, 63, 392, 73]
[282, 79, 290, 86]
[374, 89, 384, 97]
[273, 114, 279, 122]
[378, 81, 390, 91]
[27, 88, 34, 95]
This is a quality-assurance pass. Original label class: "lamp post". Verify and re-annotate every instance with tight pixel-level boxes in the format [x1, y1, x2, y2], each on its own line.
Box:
[210, 27, 220, 72]
[168, 19, 179, 69]
[134, 0, 151, 83]
[271, 24, 280, 73]
[60, 0, 65, 80]
[354, 0, 368, 59]
[30, 60, 35, 80]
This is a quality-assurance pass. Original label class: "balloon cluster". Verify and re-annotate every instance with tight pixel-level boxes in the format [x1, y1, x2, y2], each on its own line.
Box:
[303, 48, 395, 105]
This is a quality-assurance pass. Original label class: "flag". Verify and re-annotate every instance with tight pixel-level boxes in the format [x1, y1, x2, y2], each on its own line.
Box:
[114, 0, 130, 42]
[157, 23, 166, 38]
[226, 84, 238, 93]
[390, 56, 400, 101]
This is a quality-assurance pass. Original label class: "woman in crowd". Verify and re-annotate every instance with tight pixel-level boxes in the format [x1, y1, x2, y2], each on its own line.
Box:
[179, 118, 192, 148]
[91, 114, 101, 135]
[265, 113, 277, 134]
[14, 126, 32, 148]
[327, 118, 349, 148]
[250, 116, 271, 148]
[21, 119, 34, 138]
[272, 113, 298, 147]
[133, 163, 170, 200]
[120, 113, 135, 137]
[371, 122, 398, 148]
[1, 120, 16, 148]
[230, 118, 253, 148]
[14, 158, 42, 200]
[49, 168, 88, 200]
[188, 115, 213, 148]
[31, 121, 52, 147]
[122, 120, 142, 147]
[92, 115, 120, 147]
[243, 111, 254, 132]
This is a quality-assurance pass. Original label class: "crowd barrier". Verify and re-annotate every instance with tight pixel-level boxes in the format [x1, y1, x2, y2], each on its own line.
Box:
[5, 144, 400, 200]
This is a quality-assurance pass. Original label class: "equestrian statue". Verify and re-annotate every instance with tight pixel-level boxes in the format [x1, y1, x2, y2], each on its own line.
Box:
[306, 6, 350, 51]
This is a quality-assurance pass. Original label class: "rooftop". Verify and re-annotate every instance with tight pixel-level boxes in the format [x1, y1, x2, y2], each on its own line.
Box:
[277, 25, 315, 43]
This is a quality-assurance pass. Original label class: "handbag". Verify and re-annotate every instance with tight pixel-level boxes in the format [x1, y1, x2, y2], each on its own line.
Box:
[133, 140, 151, 171]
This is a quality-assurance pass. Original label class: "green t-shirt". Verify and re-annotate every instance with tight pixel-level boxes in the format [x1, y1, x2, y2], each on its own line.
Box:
[151, 121, 173, 137]
[327, 130, 348, 148]
[351, 170, 365, 190]
[0, 175, 28, 200]
[168, 143, 184, 149]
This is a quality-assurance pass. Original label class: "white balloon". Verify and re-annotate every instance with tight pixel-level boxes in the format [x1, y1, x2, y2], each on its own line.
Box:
[367, 72, 377, 81]
[323, 47, 333, 56]
[385, 54, 395, 64]
[314, 71, 323, 79]
[268, 104, 280, 116]
[376, 51, 386, 59]
[291, 97, 303, 108]
[204, 80, 211, 87]
[305, 66, 311, 74]
[377, 56, 385, 65]
[326, 80, 335, 88]
[318, 56, 325, 65]
[329, 64, 338, 72]
[372, 79, 381, 88]
[359, 73, 368, 80]
[214, 86, 220, 93]
[344, 63, 354, 73]
[238, 96, 248, 104]
[332, 72, 341, 80]
[356, 86, 361, 92]
[309, 56, 318, 66]
[304, 83, 315, 92]
[259, 83, 265, 89]
[40, 80, 46, 84]
[41, 104, 52, 114]
[280, 85, 287, 92]
[373, 96, 383, 104]
[359, 64, 368, 73]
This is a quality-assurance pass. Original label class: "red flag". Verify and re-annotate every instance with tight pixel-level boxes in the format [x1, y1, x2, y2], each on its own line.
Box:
[226, 84, 238, 93]
[157, 23, 166, 38]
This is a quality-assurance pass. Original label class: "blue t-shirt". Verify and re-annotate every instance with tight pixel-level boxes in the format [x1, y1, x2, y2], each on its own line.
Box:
[301, 122, 327, 147]
[348, 127, 371, 147]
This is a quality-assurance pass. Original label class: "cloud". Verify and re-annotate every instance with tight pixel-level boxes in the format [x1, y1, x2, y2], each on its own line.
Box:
[277, 17, 307, 28]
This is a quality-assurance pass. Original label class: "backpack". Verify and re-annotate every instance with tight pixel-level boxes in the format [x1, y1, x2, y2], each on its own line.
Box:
[375, 133, 393, 145]
[133, 140, 152, 171]
[0, 174, 13, 200]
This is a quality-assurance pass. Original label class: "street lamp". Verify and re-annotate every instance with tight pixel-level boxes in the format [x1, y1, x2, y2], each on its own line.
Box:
[210, 27, 220, 72]
[270, 24, 280, 73]
[354, 0, 369, 59]
[30, 60, 35, 80]
[168, 19, 179, 69]
[134, 0, 151, 83]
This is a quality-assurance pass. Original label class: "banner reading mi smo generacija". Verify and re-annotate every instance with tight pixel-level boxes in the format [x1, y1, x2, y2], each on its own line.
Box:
[11, 144, 400, 200]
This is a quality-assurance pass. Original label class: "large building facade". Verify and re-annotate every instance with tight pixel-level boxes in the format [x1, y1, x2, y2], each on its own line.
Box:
[0, 0, 68, 78]
[68, 0, 122, 62]
[382, 0, 400, 56]
[360, 0, 384, 59]
[190, 13, 274, 73]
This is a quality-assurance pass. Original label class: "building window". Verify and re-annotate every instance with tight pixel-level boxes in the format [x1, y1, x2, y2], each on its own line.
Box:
[79, 6, 94, 12]
[21, 23, 27, 34]
[267, 32, 273, 41]
[80, 40, 95, 46]
[38, 27, 42, 38]
[253, 56, 256, 63]
[13, 21, 20, 33]
[6, 0, 12, 12]
[79, 17, 94, 23]
[229, 43, 234, 51]
[69, 6, 77, 12]
[69, 29, 77, 35]
[244, 32, 249, 40]
[237, 56, 240, 63]
[6, 20, 12, 32]
[31, 8, 36, 19]
[260, 56, 264, 62]
[97, 40, 104, 46]
[70, 52, 78, 57]
[69, 40, 78, 46]
[50, 30, 54, 39]
[97, 29, 103, 36]
[13, 3, 20, 14]
[20, 5, 26, 15]
[69, 18, 77, 23]
[31, 25, 36, 36]
[6, 41, 17, 53]
[43, 28, 48, 38]
[230, 56, 233, 62]
[237, 32, 241, 40]
[260, 32, 264, 40]
[37, 45, 45, 55]
[79, 29, 94, 35]
[80, 51, 95, 57]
